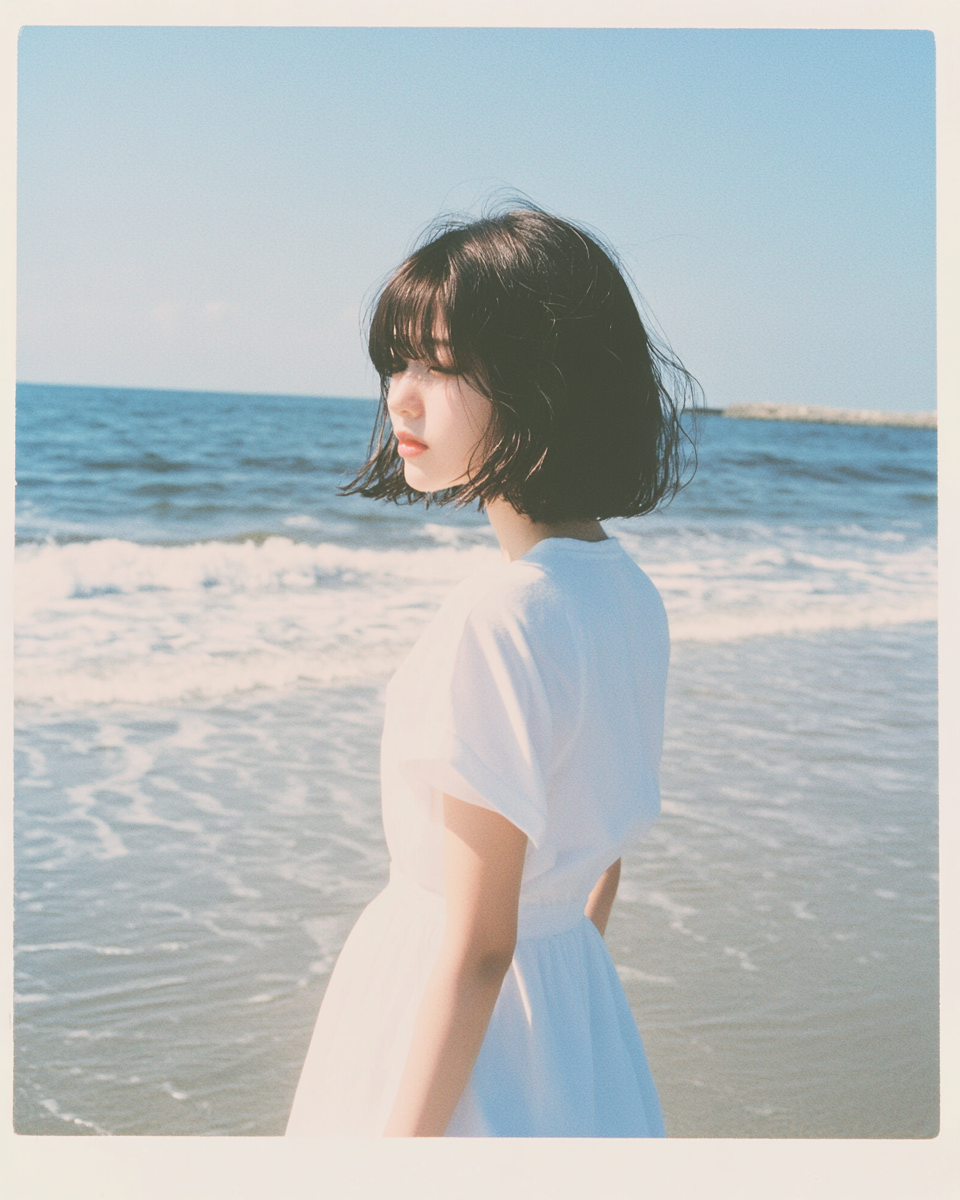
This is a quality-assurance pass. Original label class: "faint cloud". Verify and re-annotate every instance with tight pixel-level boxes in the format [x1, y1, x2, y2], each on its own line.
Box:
[202, 301, 235, 321]
[151, 302, 181, 332]
[148, 301, 239, 338]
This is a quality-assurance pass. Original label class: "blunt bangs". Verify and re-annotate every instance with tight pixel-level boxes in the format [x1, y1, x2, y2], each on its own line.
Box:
[343, 206, 700, 520]
[368, 247, 464, 381]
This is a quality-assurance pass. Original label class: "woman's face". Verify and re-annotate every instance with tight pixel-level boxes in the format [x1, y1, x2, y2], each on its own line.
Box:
[386, 352, 493, 494]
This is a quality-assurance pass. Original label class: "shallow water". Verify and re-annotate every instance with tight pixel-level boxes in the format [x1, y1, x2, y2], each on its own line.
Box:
[14, 624, 937, 1137]
[14, 385, 938, 1136]
[615, 625, 938, 1138]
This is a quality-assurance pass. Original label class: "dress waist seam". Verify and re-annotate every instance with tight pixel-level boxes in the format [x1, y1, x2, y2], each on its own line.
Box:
[386, 866, 588, 939]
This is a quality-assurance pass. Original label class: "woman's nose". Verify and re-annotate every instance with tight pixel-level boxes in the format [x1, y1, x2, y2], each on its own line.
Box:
[387, 370, 422, 419]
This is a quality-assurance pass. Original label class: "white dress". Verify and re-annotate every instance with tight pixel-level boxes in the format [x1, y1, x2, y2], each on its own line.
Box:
[286, 536, 668, 1137]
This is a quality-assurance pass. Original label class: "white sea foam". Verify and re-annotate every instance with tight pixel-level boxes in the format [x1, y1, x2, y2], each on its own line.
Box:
[15, 532, 937, 707]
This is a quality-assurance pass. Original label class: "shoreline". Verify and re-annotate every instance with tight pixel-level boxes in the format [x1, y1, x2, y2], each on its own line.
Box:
[719, 403, 936, 429]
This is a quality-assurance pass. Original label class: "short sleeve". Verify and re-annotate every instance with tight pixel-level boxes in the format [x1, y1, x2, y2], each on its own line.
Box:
[397, 593, 554, 849]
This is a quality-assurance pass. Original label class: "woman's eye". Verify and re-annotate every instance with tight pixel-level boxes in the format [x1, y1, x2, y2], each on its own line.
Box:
[388, 359, 457, 380]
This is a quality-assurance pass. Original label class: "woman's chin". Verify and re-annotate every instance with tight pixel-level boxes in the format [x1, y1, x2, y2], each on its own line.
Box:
[402, 457, 473, 494]
[401, 462, 432, 493]
[402, 462, 452, 494]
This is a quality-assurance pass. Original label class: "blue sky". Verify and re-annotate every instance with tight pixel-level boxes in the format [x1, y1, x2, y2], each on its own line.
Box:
[17, 26, 935, 411]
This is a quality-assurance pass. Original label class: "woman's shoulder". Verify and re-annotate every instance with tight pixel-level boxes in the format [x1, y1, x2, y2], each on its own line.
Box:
[428, 535, 665, 661]
[461, 551, 568, 633]
[419, 553, 564, 659]
[520, 536, 669, 651]
[521, 536, 663, 609]
[456, 536, 655, 617]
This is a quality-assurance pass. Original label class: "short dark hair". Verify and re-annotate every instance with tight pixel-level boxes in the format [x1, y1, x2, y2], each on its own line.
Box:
[342, 206, 699, 522]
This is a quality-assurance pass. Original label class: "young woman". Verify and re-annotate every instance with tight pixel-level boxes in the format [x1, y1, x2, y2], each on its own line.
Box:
[285, 206, 695, 1138]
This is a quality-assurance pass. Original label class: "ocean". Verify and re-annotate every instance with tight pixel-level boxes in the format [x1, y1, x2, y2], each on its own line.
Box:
[13, 382, 938, 1137]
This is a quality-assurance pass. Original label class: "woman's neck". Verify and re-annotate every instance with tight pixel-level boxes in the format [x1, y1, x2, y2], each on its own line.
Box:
[484, 498, 607, 563]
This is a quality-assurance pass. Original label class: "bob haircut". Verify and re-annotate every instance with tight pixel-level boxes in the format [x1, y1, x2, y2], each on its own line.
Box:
[343, 206, 699, 523]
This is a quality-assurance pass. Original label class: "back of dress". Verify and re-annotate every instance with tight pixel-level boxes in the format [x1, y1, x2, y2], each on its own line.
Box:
[521, 536, 669, 904]
[384, 535, 670, 908]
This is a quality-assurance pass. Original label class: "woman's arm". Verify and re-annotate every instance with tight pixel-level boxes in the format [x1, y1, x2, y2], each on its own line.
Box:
[382, 793, 528, 1137]
[584, 858, 621, 937]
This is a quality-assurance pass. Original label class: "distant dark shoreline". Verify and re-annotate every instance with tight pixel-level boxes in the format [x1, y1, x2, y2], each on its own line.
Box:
[717, 403, 936, 429]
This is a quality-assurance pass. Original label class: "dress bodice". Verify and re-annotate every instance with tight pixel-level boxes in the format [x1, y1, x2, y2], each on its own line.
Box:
[379, 537, 669, 909]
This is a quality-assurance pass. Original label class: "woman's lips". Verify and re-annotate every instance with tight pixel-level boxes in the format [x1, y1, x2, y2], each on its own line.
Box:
[396, 433, 427, 458]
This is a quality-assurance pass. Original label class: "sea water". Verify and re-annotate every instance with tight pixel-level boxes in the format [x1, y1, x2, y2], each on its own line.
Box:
[14, 384, 938, 1136]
